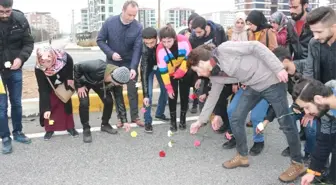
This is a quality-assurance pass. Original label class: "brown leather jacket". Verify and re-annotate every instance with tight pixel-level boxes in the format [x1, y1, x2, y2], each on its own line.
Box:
[248, 29, 278, 51]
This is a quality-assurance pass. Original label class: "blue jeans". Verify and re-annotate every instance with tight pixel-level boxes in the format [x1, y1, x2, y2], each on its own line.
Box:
[144, 69, 168, 125]
[0, 70, 23, 138]
[227, 89, 269, 142]
[292, 109, 317, 154]
[230, 83, 302, 162]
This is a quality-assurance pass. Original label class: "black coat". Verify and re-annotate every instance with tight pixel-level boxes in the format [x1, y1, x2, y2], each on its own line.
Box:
[35, 53, 74, 127]
[74, 59, 128, 123]
[0, 9, 34, 70]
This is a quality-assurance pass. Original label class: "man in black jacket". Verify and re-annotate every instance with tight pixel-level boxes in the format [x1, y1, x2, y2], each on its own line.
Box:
[287, 0, 313, 61]
[0, 0, 34, 154]
[278, 0, 314, 157]
[292, 78, 336, 185]
[189, 16, 231, 133]
[74, 60, 130, 143]
[140, 27, 169, 133]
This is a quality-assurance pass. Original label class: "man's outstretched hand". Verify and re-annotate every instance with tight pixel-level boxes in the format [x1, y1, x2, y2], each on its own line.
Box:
[190, 121, 202, 134]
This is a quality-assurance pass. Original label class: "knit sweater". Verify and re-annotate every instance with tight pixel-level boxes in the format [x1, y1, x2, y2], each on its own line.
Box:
[156, 35, 192, 94]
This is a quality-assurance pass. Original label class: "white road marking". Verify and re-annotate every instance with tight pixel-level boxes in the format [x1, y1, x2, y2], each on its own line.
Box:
[11, 116, 199, 139]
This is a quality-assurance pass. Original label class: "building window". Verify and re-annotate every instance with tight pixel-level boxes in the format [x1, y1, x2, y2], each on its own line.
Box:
[101, 0, 105, 4]
[109, 7, 113, 12]
[109, 0, 113, 4]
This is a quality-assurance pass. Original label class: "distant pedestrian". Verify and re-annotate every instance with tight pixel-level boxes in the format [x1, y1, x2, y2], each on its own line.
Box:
[0, 0, 34, 154]
[97, 0, 144, 128]
[35, 46, 79, 141]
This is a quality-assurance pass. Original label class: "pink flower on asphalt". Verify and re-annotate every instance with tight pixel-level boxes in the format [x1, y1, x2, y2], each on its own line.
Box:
[189, 93, 197, 100]
[225, 132, 232, 140]
[194, 140, 201, 147]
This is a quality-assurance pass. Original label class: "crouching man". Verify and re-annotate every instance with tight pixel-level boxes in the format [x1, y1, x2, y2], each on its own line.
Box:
[187, 41, 305, 183]
[74, 60, 131, 143]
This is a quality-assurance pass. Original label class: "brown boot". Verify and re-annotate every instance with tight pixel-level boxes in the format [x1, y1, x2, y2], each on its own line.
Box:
[278, 161, 306, 182]
[222, 153, 249, 169]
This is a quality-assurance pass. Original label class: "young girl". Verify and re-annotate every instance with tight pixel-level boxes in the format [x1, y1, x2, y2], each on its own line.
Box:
[156, 26, 192, 132]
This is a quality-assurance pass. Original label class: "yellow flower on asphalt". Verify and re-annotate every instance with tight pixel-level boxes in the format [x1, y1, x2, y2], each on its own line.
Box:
[131, 131, 137, 137]
[49, 120, 54, 125]
[168, 141, 173, 147]
[167, 130, 173, 137]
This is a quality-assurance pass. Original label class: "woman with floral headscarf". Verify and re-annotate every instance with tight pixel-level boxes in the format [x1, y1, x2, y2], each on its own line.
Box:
[270, 11, 288, 47]
[35, 46, 78, 140]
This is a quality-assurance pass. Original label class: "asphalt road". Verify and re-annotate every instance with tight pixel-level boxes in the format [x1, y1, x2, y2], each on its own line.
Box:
[23, 39, 106, 69]
[1, 105, 302, 185]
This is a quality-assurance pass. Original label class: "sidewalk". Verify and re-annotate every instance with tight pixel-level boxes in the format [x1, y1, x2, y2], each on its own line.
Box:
[64, 43, 100, 51]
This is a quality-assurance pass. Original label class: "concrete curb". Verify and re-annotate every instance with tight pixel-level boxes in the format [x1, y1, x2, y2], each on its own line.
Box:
[12, 89, 162, 118]
[64, 46, 100, 51]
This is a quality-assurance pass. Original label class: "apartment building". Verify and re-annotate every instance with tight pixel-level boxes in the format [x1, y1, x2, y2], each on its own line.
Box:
[234, 0, 319, 18]
[24, 12, 60, 37]
[165, 7, 195, 29]
[202, 11, 236, 31]
[138, 8, 156, 28]
[81, 8, 89, 32]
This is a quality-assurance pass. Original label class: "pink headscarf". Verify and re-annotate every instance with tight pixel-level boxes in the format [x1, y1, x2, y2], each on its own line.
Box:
[36, 46, 67, 76]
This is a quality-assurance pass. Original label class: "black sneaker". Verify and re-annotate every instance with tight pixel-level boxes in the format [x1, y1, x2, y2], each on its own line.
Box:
[249, 142, 264, 156]
[2, 137, 12, 154]
[83, 129, 92, 143]
[101, 123, 118, 134]
[155, 115, 170, 121]
[281, 146, 290, 157]
[67, 129, 79, 138]
[222, 138, 236, 149]
[44, 131, 54, 141]
[303, 152, 311, 166]
[190, 107, 198, 114]
[144, 124, 153, 133]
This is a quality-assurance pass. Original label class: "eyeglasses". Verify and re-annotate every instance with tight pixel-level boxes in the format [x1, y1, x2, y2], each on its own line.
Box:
[0, 10, 12, 16]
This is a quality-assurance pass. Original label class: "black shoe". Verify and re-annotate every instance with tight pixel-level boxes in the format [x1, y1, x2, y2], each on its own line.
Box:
[83, 129, 92, 143]
[44, 131, 54, 141]
[144, 124, 153, 133]
[249, 142, 264, 156]
[222, 138, 236, 149]
[281, 146, 290, 157]
[101, 123, 118, 134]
[216, 123, 229, 134]
[67, 129, 79, 137]
[170, 111, 177, 132]
[190, 107, 198, 114]
[179, 111, 187, 130]
[155, 115, 170, 121]
[300, 129, 306, 141]
[303, 152, 311, 166]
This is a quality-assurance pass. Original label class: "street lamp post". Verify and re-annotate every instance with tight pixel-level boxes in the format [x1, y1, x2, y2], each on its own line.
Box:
[158, 0, 161, 28]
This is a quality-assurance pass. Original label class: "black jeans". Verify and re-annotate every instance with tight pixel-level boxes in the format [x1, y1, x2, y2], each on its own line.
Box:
[168, 76, 190, 113]
[213, 84, 232, 127]
[78, 85, 113, 129]
[126, 77, 139, 121]
[230, 83, 302, 163]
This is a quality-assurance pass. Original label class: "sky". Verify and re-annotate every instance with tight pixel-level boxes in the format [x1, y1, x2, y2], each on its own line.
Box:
[13, 0, 328, 33]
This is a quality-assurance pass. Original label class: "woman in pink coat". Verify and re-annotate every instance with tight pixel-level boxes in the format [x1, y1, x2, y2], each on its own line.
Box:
[270, 11, 288, 47]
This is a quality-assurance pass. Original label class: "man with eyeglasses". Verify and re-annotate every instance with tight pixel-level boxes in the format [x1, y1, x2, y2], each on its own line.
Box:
[0, 0, 34, 154]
